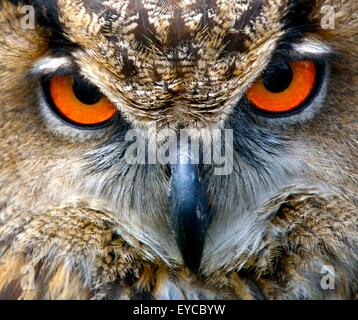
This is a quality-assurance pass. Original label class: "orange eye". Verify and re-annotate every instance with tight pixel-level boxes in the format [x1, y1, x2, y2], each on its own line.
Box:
[46, 76, 117, 127]
[247, 60, 318, 115]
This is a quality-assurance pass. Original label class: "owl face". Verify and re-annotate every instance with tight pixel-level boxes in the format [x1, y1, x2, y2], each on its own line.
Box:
[0, 0, 357, 275]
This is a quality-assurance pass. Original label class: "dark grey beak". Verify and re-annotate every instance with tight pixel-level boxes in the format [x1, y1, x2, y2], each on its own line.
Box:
[169, 151, 213, 273]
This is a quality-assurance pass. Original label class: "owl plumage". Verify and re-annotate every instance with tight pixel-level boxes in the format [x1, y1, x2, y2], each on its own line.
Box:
[0, 0, 357, 300]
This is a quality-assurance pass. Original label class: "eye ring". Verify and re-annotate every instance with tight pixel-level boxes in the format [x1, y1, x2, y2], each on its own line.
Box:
[42, 75, 118, 129]
[246, 60, 325, 118]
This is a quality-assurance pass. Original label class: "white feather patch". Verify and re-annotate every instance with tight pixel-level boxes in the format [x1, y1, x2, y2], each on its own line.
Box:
[29, 56, 72, 76]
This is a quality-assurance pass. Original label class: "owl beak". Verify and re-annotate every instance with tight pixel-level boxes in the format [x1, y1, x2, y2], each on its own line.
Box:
[169, 152, 213, 273]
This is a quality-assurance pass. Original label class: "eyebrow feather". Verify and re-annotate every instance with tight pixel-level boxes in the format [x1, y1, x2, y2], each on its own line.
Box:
[28, 56, 74, 77]
[292, 39, 332, 56]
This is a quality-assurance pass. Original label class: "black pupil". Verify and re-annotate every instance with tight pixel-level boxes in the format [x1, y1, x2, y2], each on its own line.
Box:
[72, 77, 102, 105]
[262, 62, 293, 93]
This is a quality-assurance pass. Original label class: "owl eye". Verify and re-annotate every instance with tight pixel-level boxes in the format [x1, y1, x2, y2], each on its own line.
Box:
[247, 60, 320, 116]
[43, 75, 118, 128]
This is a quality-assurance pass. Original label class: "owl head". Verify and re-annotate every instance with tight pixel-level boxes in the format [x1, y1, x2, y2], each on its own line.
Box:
[0, 0, 357, 276]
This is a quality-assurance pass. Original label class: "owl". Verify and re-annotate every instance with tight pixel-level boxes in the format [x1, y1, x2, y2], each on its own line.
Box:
[0, 0, 357, 300]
